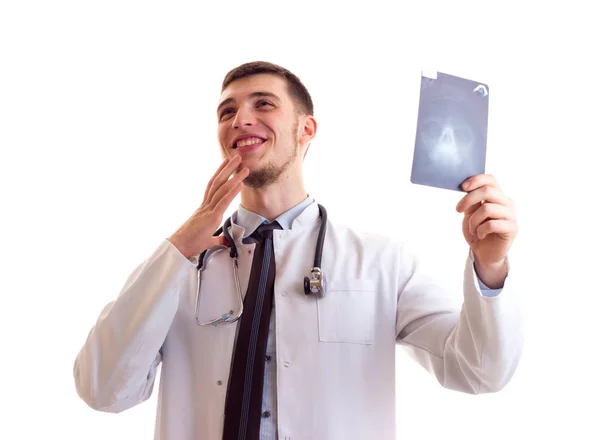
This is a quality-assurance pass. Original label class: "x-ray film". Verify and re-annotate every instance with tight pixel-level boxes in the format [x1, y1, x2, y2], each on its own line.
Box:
[410, 71, 489, 192]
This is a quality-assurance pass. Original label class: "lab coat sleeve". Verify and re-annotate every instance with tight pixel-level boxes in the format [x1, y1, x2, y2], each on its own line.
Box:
[395, 244, 524, 394]
[73, 239, 193, 413]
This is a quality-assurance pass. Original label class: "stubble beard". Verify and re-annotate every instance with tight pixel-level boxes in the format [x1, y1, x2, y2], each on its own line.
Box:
[243, 121, 299, 189]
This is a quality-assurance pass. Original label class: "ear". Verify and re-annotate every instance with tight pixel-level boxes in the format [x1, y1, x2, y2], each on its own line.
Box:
[299, 115, 317, 148]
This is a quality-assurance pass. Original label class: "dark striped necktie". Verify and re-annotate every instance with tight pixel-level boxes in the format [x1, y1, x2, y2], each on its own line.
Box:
[222, 221, 282, 440]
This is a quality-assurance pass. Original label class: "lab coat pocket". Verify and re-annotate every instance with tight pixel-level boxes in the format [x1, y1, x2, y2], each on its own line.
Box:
[317, 279, 376, 345]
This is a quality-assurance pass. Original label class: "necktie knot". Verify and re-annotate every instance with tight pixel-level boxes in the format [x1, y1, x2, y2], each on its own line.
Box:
[256, 221, 282, 240]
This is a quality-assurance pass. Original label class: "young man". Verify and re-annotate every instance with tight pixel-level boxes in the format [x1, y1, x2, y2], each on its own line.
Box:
[73, 61, 523, 440]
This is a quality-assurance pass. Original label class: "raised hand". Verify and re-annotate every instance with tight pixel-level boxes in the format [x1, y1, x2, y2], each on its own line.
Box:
[168, 155, 249, 259]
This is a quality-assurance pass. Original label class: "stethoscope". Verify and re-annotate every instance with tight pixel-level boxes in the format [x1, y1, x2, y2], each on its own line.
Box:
[195, 204, 328, 327]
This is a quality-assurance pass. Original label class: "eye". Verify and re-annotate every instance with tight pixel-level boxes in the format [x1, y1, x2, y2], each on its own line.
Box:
[256, 100, 273, 108]
[219, 108, 235, 121]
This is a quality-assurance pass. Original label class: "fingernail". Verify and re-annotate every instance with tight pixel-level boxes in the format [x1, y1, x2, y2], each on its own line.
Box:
[463, 180, 470, 189]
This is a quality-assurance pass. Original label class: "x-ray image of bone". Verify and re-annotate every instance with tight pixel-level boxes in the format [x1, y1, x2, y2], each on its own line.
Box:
[412, 114, 483, 191]
[419, 117, 475, 172]
[410, 72, 488, 192]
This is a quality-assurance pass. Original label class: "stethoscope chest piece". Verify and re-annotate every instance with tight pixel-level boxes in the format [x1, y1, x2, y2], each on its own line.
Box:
[304, 267, 327, 299]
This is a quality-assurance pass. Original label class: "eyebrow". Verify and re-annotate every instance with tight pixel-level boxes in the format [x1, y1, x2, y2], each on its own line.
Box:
[217, 91, 281, 115]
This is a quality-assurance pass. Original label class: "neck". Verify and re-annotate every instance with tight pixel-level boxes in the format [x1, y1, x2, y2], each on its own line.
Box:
[240, 170, 308, 221]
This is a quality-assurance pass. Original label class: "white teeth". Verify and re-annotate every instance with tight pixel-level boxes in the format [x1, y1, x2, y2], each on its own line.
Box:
[236, 137, 264, 148]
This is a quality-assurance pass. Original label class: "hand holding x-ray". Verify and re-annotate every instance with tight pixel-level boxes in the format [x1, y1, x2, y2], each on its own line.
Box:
[410, 71, 489, 192]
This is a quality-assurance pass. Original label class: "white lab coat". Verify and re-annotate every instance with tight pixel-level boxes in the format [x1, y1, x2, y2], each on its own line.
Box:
[73, 202, 523, 440]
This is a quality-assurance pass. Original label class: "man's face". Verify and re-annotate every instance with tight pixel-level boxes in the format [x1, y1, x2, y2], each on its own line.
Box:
[217, 74, 312, 188]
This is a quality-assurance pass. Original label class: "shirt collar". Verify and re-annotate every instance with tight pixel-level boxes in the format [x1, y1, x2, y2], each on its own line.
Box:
[232, 196, 315, 239]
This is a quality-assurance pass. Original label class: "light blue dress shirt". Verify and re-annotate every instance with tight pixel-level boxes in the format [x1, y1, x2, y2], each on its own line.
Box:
[231, 197, 501, 439]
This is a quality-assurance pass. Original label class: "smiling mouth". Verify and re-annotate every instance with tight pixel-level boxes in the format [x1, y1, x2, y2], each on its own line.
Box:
[233, 136, 266, 149]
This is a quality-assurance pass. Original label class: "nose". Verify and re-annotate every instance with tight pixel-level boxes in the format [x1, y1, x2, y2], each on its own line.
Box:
[232, 105, 255, 129]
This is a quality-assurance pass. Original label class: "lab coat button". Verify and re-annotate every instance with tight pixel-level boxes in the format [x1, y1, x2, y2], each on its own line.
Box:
[262, 410, 271, 418]
[284, 361, 290, 367]
[265, 355, 271, 362]
[217, 380, 223, 386]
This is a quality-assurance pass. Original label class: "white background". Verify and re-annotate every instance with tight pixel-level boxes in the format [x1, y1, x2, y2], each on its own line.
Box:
[1, 1, 598, 439]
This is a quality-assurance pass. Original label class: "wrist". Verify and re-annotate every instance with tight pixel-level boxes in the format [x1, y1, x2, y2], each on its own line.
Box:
[474, 256, 508, 289]
[167, 235, 191, 259]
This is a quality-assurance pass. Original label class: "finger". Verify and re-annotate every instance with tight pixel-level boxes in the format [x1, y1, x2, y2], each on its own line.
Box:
[462, 174, 498, 191]
[209, 155, 241, 197]
[464, 200, 482, 216]
[212, 165, 248, 204]
[213, 180, 245, 215]
[456, 185, 511, 213]
[203, 157, 230, 202]
[468, 203, 515, 235]
[476, 219, 518, 240]
[206, 155, 242, 205]
[209, 165, 248, 209]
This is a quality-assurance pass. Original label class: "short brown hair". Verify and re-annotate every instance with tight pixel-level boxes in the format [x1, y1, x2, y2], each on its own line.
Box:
[221, 61, 314, 116]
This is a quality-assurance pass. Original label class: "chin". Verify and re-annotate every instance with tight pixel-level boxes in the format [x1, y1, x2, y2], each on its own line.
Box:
[243, 164, 282, 189]
[237, 158, 258, 171]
